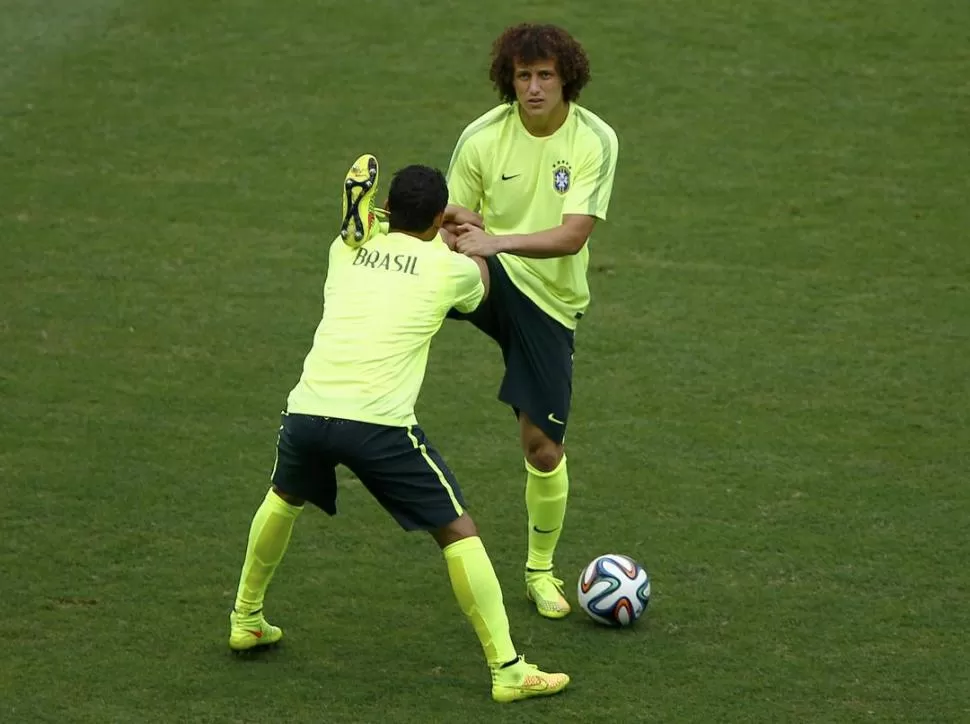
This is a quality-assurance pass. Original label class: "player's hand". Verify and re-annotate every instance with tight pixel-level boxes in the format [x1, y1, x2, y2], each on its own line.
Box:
[445, 205, 484, 229]
[455, 224, 499, 257]
[440, 223, 459, 250]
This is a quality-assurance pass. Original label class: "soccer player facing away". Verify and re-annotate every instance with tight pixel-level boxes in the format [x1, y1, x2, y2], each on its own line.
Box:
[445, 24, 619, 619]
[228, 160, 569, 703]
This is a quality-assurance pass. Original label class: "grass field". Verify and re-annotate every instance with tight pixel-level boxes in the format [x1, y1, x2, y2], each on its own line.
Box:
[2, 0, 969, 721]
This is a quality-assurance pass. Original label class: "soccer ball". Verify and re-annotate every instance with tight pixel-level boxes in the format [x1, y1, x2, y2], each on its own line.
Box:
[577, 553, 651, 627]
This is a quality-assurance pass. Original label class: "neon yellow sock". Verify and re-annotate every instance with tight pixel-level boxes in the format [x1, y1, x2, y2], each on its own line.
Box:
[234, 488, 303, 615]
[525, 455, 568, 571]
[443, 537, 517, 667]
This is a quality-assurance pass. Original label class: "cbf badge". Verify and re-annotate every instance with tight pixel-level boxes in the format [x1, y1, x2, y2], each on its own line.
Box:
[552, 160, 572, 194]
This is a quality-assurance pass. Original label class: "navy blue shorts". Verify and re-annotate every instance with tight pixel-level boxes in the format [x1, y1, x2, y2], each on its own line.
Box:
[270, 412, 466, 531]
[449, 255, 575, 444]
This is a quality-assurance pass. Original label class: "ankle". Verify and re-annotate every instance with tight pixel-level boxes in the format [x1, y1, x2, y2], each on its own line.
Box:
[500, 655, 521, 669]
[491, 655, 523, 673]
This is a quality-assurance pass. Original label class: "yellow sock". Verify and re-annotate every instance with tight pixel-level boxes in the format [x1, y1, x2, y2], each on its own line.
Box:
[443, 537, 517, 667]
[525, 455, 568, 571]
[234, 488, 303, 615]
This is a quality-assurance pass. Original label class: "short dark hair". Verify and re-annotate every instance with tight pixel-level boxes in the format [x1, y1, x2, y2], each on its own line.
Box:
[386, 165, 449, 233]
[490, 23, 591, 104]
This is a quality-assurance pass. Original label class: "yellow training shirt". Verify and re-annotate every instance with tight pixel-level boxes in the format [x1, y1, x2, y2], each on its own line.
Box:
[286, 233, 484, 426]
[447, 102, 618, 328]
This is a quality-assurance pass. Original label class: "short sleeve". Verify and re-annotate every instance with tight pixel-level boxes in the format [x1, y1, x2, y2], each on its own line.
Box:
[448, 253, 485, 313]
[563, 123, 619, 220]
[446, 134, 484, 212]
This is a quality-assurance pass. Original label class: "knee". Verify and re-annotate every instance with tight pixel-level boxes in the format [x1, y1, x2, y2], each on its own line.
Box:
[431, 512, 479, 549]
[524, 440, 564, 473]
[520, 413, 565, 473]
[272, 486, 305, 507]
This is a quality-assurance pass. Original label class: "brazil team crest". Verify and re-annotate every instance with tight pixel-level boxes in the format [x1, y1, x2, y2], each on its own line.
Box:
[552, 160, 572, 194]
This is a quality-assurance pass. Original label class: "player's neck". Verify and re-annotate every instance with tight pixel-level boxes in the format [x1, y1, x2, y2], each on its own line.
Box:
[390, 227, 438, 242]
[518, 101, 569, 137]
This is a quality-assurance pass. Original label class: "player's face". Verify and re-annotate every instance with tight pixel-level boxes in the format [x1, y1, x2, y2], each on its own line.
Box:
[513, 59, 564, 118]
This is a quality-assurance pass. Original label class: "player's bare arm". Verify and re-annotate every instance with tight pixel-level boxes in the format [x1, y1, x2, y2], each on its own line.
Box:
[454, 214, 596, 259]
[444, 203, 483, 228]
[442, 204, 484, 249]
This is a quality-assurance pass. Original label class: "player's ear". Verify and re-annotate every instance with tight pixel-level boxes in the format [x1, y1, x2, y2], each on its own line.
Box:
[431, 209, 445, 230]
[383, 198, 389, 211]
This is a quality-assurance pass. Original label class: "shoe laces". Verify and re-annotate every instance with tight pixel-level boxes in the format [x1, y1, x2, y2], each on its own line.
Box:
[527, 571, 565, 594]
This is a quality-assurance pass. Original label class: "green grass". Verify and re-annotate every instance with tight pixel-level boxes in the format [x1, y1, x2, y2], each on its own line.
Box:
[2, 0, 969, 721]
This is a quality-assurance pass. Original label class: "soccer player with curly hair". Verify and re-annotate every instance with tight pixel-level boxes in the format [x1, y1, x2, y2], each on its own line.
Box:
[445, 23, 619, 620]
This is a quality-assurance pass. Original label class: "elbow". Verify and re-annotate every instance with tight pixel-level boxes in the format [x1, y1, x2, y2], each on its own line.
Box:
[565, 235, 589, 255]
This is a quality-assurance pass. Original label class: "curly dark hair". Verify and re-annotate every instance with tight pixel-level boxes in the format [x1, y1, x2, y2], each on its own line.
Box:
[489, 23, 591, 104]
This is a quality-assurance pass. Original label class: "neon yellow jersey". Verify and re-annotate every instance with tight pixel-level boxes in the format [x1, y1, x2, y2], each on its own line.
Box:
[286, 233, 484, 427]
[447, 102, 618, 329]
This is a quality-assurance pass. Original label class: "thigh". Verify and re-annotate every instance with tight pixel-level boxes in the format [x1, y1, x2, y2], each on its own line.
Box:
[498, 294, 575, 445]
[338, 422, 467, 532]
[449, 257, 576, 443]
[270, 412, 339, 514]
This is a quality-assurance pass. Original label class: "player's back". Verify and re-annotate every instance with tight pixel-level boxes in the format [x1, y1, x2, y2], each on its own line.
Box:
[286, 232, 483, 427]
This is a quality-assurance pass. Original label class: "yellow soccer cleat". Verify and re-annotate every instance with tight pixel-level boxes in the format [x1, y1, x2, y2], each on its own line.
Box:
[229, 610, 283, 652]
[340, 153, 381, 247]
[490, 656, 570, 703]
[526, 570, 572, 619]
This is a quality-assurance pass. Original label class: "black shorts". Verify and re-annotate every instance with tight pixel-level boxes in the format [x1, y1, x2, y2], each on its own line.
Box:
[449, 255, 574, 444]
[270, 412, 467, 531]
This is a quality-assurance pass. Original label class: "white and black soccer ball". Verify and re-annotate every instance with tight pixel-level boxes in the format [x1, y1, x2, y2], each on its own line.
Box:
[577, 553, 651, 627]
